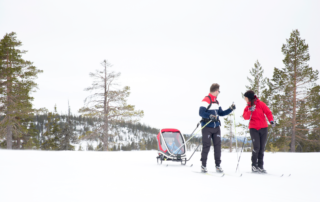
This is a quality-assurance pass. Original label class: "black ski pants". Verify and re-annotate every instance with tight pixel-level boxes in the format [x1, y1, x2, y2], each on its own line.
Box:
[201, 127, 221, 167]
[250, 127, 268, 168]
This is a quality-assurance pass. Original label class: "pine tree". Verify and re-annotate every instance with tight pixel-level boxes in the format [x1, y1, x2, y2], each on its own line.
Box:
[59, 104, 77, 150]
[41, 106, 61, 150]
[79, 60, 144, 151]
[245, 60, 267, 100]
[270, 29, 319, 152]
[223, 114, 234, 152]
[78, 144, 84, 151]
[0, 32, 43, 149]
[22, 122, 40, 149]
[303, 85, 320, 151]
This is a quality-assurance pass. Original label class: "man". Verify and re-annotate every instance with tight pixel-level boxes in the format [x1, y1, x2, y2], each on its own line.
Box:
[199, 83, 235, 173]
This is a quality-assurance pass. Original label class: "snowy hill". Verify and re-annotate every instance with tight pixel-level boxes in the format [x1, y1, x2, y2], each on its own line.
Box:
[14, 115, 160, 151]
[0, 150, 319, 202]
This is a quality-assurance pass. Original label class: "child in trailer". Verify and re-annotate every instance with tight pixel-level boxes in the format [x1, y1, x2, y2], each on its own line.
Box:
[243, 90, 275, 173]
[167, 139, 182, 154]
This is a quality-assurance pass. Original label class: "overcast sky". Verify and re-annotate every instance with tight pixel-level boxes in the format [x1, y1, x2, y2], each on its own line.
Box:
[1, 0, 320, 136]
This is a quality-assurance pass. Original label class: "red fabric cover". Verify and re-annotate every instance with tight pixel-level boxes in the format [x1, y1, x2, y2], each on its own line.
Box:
[161, 128, 180, 133]
[157, 132, 167, 152]
[243, 97, 274, 130]
[202, 94, 216, 104]
[158, 129, 181, 153]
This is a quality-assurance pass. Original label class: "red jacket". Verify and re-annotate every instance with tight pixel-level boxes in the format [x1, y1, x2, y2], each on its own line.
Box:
[243, 97, 274, 130]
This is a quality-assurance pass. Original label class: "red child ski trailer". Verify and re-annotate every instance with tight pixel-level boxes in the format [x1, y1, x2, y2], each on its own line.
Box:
[156, 128, 187, 165]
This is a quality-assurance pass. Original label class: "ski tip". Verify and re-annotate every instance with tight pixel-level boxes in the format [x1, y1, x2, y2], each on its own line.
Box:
[240, 174, 243, 177]
[221, 174, 225, 177]
[190, 164, 193, 167]
[288, 174, 291, 177]
[280, 174, 284, 177]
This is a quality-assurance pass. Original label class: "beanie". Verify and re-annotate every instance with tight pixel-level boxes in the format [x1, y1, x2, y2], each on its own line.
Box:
[244, 90, 255, 100]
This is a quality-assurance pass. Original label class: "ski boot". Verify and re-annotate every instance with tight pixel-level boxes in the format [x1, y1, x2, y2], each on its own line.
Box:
[201, 165, 208, 173]
[215, 165, 223, 173]
[258, 167, 267, 173]
[252, 164, 260, 173]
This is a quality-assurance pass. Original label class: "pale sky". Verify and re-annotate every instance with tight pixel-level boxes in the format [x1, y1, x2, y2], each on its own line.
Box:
[1, 0, 320, 136]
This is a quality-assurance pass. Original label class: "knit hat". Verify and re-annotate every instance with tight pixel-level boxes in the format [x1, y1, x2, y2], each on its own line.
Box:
[244, 90, 255, 100]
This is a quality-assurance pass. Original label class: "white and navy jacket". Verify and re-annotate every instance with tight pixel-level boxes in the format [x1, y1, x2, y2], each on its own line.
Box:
[199, 94, 233, 128]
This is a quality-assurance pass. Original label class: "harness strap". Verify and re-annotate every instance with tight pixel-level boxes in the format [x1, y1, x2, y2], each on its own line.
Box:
[200, 96, 222, 126]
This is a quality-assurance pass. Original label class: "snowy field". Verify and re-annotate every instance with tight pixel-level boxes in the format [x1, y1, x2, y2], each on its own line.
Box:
[0, 150, 319, 202]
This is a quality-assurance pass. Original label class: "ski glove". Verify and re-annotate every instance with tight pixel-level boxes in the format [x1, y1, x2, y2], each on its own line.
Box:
[209, 114, 218, 122]
[249, 105, 256, 112]
[270, 121, 276, 128]
[229, 103, 236, 110]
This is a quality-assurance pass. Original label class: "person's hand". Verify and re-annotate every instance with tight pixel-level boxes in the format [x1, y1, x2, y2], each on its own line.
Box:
[270, 121, 276, 128]
[209, 114, 218, 122]
[249, 105, 256, 112]
[230, 103, 236, 110]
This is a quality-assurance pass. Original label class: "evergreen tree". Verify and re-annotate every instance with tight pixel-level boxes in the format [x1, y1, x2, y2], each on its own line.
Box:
[79, 60, 144, 151]
[22, 122, 40, 149]
[304, 85, 320, 151]
[0, 32, 43, 149]
[87, 143, 94, 151]
[223, 114, 234, 152]
[270, 29, 319, 152]
[139, 139, 146, 150]
[245, 60, 267, 100]
[41, 106, 61, 150]
[59, 104, 77, 150]
[78, 144, 84, 151]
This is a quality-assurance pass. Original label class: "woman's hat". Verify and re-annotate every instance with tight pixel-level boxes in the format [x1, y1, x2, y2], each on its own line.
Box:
[244, 90, 255, 100]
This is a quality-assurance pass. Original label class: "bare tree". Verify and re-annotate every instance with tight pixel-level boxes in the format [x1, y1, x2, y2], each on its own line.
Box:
[79, 60, 144, 151]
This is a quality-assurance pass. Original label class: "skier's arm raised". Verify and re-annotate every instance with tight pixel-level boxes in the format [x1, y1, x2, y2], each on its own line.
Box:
[217, 106, 233, 116]
[217, 103, 235, 116]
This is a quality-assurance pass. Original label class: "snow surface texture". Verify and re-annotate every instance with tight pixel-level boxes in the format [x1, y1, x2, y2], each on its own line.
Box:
[0, 150, 319, 202]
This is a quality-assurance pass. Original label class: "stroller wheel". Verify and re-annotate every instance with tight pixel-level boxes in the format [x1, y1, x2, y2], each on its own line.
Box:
[181, 158, 186, 165]
[157, 155, 163, 164]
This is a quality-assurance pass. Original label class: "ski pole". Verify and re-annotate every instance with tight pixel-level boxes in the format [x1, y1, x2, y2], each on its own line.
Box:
[167, 123, 201, 156]
[233, 105, 238, 159]
[173, 120, 212, 154]
[236, 137, 246, 173]
[187, 138, 201, 161]
[235, 109, 253, 173]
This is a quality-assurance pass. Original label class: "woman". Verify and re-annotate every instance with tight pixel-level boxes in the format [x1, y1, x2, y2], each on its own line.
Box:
[243, 90, 275, 173]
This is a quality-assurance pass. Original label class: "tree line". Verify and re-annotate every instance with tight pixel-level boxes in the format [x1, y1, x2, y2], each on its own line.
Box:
[232, 29, 320, 152]
[1, 30, 319, 152]
[0, 32, 146, 151]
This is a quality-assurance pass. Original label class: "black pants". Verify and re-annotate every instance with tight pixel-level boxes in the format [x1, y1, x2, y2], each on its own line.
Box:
[250, 127, 268, 168]
[201, 127, 221, 167]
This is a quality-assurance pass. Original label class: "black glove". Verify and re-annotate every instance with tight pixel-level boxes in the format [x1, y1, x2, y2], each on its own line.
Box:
[230, 103, 236, 110]
[249, 105, 256, 112]
[270, 121, 276, 128]
[209, 114, 218, 122]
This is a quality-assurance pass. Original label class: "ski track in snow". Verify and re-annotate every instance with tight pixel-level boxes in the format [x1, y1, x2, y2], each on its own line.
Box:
[0, 150, 319, 202]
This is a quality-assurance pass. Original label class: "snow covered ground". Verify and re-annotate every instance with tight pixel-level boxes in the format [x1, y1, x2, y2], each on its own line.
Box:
[0, 150, 319, 202]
